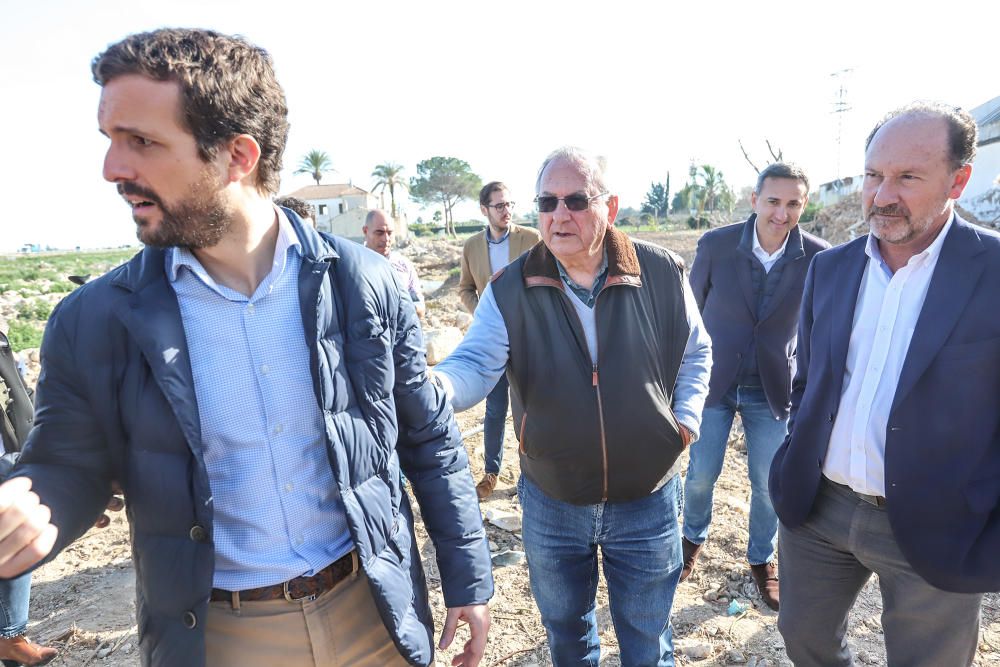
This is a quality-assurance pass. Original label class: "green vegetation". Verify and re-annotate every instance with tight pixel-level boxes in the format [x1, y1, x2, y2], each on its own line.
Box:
[409, 157, 482, 237]
[801, 201, 822, 223]
[371, 162, 407, 219]
[294, 150, 334, 185]
[642, 173, 670, 218]
[6, 320, 43, 352]
[2, 247, 137, 351]
[0, 249, 135, 292]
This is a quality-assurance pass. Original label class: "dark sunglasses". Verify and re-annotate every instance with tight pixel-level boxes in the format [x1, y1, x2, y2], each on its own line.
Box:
[485, 201, 515, 212]
[534, 192, 607, 213]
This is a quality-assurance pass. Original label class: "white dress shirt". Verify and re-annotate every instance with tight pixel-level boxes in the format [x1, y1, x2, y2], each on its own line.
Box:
[752, 224, 789, 273]
[823, 216, 953, 496]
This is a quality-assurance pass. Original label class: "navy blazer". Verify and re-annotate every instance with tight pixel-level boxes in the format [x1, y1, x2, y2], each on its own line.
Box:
[770, 215, 1000, 593]
[689, 217, 829, 419]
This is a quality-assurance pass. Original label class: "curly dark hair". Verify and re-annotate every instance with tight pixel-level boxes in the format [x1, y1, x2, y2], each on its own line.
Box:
[274, 196, 315, 221]
[92, 28, 289, 194]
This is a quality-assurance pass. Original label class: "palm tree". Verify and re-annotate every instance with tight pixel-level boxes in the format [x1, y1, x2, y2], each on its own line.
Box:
[295, 150, 333, 185]
[697, 165, 724, 216]
[371, 162, 407, 218]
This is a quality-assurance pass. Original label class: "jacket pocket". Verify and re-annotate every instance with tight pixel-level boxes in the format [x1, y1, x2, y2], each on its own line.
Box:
[936, 336, 1000, 364]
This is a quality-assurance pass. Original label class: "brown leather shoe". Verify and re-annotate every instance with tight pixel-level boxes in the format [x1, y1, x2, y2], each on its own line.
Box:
[0, 635, 58, 666]
[475, 473, 498, 500]
[750, 561, 780, 611]
[679, 537, 704, 582]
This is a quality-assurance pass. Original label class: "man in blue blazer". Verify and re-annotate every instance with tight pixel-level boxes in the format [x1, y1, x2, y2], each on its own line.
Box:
[682, 163, 829, 610]
[770, 102, 994, 666]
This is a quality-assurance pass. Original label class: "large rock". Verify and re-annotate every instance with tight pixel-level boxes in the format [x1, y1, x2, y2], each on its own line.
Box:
[423, 326, 464, 366]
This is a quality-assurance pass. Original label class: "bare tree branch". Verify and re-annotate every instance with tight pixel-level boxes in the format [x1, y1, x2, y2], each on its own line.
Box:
[766, 139, 783, 163]
[738, 140, 761, 174]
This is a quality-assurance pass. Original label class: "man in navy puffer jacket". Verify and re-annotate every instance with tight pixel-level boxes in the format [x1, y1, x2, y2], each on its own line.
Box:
[0, 28, 492, 667]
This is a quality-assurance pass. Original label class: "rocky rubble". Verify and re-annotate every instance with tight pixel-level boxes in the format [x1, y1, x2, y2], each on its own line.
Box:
[805, 192, 865, 245]
[963, 185, 1000, 229]
[806, 191, 995, 246]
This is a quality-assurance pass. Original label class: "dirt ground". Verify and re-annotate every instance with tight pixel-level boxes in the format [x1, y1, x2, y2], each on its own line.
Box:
[18, 228, 1000, 665]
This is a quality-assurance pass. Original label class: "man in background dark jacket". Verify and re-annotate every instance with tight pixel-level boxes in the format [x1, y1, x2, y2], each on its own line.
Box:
[682, 163, 829, 610]
[0, 28, 491, 667]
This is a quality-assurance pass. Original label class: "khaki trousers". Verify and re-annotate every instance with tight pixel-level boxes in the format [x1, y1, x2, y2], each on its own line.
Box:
[206, 570, 411, 666]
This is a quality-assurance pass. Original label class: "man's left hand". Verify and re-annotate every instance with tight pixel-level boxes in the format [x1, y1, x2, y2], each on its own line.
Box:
[439, 604, 490, 667]
[679, 424, 693, 448]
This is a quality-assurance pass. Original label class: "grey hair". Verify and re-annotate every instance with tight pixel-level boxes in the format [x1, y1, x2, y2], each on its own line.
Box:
[535, 146, 612, 195]
[865, 101, 978, 170]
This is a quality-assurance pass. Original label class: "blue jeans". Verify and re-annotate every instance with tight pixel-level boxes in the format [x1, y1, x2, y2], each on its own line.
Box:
[483, 374, 509, 475]
[683, 385, 787, 565]
[0, 572, 31, 638]
[518, 474, 682, 667]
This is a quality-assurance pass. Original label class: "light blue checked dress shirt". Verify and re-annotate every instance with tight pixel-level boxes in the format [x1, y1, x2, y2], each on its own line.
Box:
[167, 210, 353, 590]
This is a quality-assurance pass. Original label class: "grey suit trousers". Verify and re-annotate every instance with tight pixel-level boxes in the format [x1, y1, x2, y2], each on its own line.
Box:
[777, 477, 982, 666]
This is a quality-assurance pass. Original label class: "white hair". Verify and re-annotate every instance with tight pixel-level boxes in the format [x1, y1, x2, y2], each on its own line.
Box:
[535, 146, 612, 195]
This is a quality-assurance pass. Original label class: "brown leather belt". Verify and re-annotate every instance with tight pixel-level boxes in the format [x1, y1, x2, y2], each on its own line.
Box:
[210, 550, 359, 605]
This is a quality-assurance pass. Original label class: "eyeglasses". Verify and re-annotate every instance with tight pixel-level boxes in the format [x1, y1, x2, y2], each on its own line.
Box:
[534, 192, 607, 213]
[485, 202, 515, 212]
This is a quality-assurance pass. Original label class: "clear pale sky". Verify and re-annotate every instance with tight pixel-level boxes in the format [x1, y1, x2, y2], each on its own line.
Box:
[1, 0, 997, 251]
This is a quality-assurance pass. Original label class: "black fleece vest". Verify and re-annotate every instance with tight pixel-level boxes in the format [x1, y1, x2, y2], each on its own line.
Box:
[492, 235, 689, 504]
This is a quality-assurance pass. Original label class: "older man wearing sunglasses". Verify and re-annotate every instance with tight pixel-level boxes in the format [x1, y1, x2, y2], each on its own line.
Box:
[434, 147, 711, 666]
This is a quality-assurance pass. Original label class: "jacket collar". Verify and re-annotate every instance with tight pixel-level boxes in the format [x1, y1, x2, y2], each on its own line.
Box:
[105, 206, 339, 463]
[522, 225, 641, 289]
[738, 214, 805, 262]
[110, 207, 338, 294]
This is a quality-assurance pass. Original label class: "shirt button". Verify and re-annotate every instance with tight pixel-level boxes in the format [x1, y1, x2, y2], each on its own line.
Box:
[261, 364, 270, 374]
[183, 611, 197, 629]
[189, 525, 208, 543]
[246, 303, 255, 314]
[296, 536, 304, 546]
[274, 423, 284, 434]
[284, 483, 294, 492]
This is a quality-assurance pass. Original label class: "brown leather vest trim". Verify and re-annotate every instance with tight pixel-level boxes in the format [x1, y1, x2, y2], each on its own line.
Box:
[521, 226, 642, 287]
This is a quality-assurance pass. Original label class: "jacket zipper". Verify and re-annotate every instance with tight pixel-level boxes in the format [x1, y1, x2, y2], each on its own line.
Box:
[592, 363, 609, 501]
[563, 287, 611, 502]
[592, 287, 609, 501]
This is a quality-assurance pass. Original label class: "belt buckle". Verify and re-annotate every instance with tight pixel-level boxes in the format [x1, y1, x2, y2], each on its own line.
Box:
[283, 578, 317, 603]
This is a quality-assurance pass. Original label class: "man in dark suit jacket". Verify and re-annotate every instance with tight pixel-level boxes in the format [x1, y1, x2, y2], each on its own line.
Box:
[770, 103, 994, 666]
[682, 163, 829, 610]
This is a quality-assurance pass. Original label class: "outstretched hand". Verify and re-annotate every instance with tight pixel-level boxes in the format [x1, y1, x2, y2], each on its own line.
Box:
[0, 476, 57, 578]
[439, 603, 490, 667]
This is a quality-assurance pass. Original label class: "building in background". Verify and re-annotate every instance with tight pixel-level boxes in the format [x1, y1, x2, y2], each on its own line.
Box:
[283, 183, 408, 241]
[960, 94, 1000, 225]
